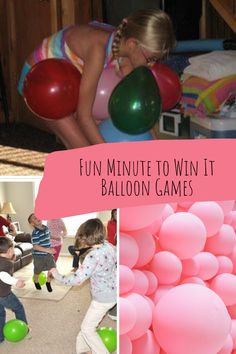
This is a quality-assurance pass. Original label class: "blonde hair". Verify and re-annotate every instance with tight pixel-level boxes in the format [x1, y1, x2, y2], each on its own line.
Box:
[74, 218, 106, 249]
[112, 8, 176, 60]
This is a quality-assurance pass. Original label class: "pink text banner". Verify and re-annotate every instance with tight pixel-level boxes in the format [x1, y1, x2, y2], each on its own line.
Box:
[35, 139, 236, 219]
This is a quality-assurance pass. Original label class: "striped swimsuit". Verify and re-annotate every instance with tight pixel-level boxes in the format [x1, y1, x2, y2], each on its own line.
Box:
[18, 22, 116, 95]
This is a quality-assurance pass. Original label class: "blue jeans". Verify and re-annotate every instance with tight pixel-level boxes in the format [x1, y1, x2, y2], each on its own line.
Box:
[0, 292, 27, 342]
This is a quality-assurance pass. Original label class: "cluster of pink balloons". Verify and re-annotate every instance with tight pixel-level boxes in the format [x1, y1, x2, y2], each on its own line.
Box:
[120, 201, 236, 354]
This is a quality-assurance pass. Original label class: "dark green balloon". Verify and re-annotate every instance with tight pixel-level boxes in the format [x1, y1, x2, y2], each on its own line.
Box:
[108, 66, 162, 134]
[97, 327, 117, 353]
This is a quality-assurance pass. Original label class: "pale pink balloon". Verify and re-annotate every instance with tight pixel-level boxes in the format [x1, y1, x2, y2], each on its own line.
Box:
[231, 211, 236, 232]
[153, 284, 231, 354]
[194, 252, 219, 280]
[205, 224, 236, 256]
[217, 200, 235, 215]
[120, 204, 166, 231]
[216, 256, 233, 275]
[149, 251, 182, 285]
[181, 258, 199, 277]
[120, 265, 135, 295]
[181, 276, 206, 286]
[150, 285, 173, 305]
[120, 335, 132, 354]
[141, 216, 162, 236]
[132, 270, 149, 295]
[142, 270, 158, 295]
[230, 244, 236, 274]
[230, 320, 236, 349]
[224, 211, 234, 225]
[119, 297, 137, 335]
[130, 230, 156, 267]
[189, 201, 224, 237]
[211, 273, 236, 306]
[144, 295, 155, 312]
[161, 204, 175, 222]
[125, 292, 152, 340]
[159, 212, 206, 260]
[132, 330, 160, 354]
[92, 67, 121, 120]
[217, 335, 233, 354]
[168, 203, 178, 211]
[120, 233, 139, 268]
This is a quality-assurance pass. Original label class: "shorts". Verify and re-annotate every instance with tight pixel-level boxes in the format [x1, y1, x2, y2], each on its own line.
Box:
[33, 254, 56, 274]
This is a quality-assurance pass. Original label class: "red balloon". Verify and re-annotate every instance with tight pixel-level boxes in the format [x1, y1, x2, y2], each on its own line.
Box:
[151, 63, 181, 111]
[23, 58, 81, 120]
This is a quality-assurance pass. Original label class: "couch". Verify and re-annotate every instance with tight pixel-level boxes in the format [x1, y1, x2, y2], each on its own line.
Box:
[13, 232, 33, 272]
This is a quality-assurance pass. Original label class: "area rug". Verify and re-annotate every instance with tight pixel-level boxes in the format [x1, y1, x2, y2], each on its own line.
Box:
[13, 263, 72, 302]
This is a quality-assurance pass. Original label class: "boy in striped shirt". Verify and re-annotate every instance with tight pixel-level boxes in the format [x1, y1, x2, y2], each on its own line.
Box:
[28, 214, 56, 292]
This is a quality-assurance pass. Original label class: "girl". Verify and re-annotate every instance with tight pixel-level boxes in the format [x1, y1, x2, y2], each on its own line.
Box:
[47, 218, 67, 263]
[18, 9, 175, 150]
[107, 209, 117, 246]
[50, 218, 116, 354]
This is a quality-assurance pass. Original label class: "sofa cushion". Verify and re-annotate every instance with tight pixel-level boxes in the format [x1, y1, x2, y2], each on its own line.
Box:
[15, 243, 33, 256]
[14, 247, 23, 261]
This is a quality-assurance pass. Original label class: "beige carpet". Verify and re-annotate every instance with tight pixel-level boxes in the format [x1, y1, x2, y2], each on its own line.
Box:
[13, 261, 72, 301]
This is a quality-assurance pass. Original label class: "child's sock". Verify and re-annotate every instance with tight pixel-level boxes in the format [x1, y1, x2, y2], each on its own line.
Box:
[46, 282, 53, 292]
[34, 282, 41, 290]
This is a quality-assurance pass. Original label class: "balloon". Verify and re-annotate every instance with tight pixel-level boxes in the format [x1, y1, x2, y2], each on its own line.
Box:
[119, 297, 137, 335]
[149, 251, 182, 285]
[93, 67, 121, 120]
[205, 224, 236, 256]
[189, 202, 224, 237]
[23, 58, 81, 120]
[153, 284, 231, 354]
[132, 270, 149, 295]
[181, 258, 199, 277]
[216, 256, 233, 275]
[120, 265, 135, 295]
[120, 233, 139, 268]
[132, 330, 160, 354]
[125, 292, 152, 340]
[216, 200, 235, 215]
[120, 335, 132, 354]
[3, 319, 28, 342]
[142, 270, 158, 296]
[193, 252, 219, 280]
[211, 273, 236, 306]
[150, 285, 173, 305]
[159, 212, 206, 260]
[151, 63, 181, 111]
[97, 327, 117, 353]
[120, 204, 166, 231]
[129, 230, 156, 268]
[230, 320, 236, 348]
[217, 335, 233, 354]
[108, 66, 161, 134]
[99, 119, 154, 142]
[181, 276, 206, 286]
[32, 272, 47, 286]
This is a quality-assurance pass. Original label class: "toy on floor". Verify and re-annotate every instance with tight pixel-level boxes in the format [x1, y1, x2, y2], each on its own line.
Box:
[32, 272, 47, 286]
[97, 327, 117, 353]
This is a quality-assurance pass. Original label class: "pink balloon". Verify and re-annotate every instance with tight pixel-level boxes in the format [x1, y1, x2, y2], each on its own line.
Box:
[132, 330, 160, 354]
[217, 335, 233, 354]
[150, 285, 173, 305]
[130, 230, 156, 267]
[227, 303, 236, 320]
[178, 202, 193, 210]
[230, 320, 236, 349]
[224, 211, 234, 225]
[120, 233, 139, 268]
[193, 252, 219, 280]
[120, 335, 132, 354]
[142, 270, 158, 295]
[230, 245, 236, 274]
[125, 292, 152, 340]
[161, 204, 175, 222]
[205, 224, 236, 256]
[189, 201, 224, 237]
[159, 212, 206, 260]
[181, 258, 199, 277]
[231, 211, 236, 232]
[119, 297, 137, 335]
[120, 204, 166, 231]
[181, 276, 206, 286]
[216, 256, 233, 275]
[120, 265, 135, 295]
[217, 200, 235, 215]
[92, 67, 121, 120]
[132, 270, 149, 295]
[149, 251, 182, 285]
[153, 284, 231, 354]
[211, 273, 236, 306]
[142, 216, 162, 236]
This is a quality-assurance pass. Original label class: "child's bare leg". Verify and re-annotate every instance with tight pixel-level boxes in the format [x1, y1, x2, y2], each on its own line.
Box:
[44, 115, 90, 149]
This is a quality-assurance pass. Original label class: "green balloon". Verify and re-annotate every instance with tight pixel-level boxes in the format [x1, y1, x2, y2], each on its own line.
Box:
[108, 66, 162, 134]
[32, 272, 47, 286]
[97, 327, 117, 353]
[3, 319, 28, 342]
